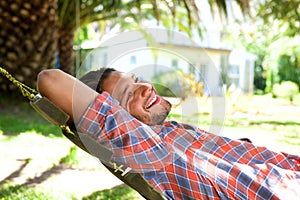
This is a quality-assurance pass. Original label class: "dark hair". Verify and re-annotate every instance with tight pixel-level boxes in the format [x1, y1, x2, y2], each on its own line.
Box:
[79, 68, 116, 93]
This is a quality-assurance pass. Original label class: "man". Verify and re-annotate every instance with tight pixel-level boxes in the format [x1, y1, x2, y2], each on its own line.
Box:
[37, 68, 300, 199]
[79, 68, 172, 126]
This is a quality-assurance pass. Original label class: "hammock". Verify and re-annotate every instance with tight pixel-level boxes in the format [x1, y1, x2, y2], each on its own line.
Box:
[0, 67, 165, 200]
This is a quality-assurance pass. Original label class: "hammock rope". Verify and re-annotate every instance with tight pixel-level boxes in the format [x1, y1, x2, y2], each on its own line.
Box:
[0, 67, 38, 101]
[0, 66, 73, 136]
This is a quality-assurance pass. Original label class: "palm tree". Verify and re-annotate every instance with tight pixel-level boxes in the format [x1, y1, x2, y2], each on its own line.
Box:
[0, 0, 58, 92]
[0, 0, 249, 92]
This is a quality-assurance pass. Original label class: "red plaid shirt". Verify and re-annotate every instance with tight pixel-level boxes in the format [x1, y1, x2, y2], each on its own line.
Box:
[77, 92, 300, 199]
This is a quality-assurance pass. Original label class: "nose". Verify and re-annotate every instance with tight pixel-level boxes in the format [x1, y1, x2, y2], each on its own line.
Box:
[134, 82, 153, 97]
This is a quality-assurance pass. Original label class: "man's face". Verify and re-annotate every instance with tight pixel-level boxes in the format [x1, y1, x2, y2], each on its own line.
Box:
[101, 71, 172, 125]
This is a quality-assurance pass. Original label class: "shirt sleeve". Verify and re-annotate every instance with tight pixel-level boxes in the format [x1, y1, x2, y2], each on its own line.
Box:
[76, 92, 174, 173]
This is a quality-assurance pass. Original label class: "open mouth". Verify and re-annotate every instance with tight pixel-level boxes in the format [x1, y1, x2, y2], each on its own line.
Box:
[145, 94, 160, 109]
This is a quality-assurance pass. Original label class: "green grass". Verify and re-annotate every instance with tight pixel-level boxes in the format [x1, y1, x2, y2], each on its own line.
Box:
[0, 95, 61, 137]
[0, 182, 58, 200]
[82, 184, 141, 200]
[0, 181, 140, 200]
[59, 146, 79, 166]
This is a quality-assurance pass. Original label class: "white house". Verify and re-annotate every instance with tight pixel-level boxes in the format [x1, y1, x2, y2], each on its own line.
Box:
[76, 28, 255, 95]
[228, 49, 257, 94]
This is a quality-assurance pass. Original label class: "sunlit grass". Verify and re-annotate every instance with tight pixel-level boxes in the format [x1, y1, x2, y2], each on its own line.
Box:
[169, 94, 300, 154]
[0, 182, 58, 200]
[0, 96, 142, 199]
[59, 146, 79, 166]
[0, 103, 61, 137]
[82, 184, 142, 200]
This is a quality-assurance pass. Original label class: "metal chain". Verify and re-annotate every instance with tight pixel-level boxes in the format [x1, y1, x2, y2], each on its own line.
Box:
[0, 66, 75, 133]
[60, 125, 73, 135]
[0, 66, 75, 134]
[0, 66, 38, 101]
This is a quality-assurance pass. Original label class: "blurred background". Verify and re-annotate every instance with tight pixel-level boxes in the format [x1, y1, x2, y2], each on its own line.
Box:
[0, 0, 299, 199]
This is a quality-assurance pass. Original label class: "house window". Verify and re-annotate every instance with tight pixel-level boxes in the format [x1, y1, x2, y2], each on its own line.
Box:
[103, 53, 108, 66]
[220, 54, 229, 84]
[229, 65, 239, 76]
[243, 60, 251, 92]
[130, 56, 136, 64]
[199, 64, 207, 79]
[171, 59, 178, 69]
[228, 65, 239, 87]
[189, 63, 195, 74]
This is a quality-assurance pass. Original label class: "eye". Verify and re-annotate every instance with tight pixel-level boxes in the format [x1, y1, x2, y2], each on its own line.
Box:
[124, 91, 132, 107]
[132, 75, 139, 83]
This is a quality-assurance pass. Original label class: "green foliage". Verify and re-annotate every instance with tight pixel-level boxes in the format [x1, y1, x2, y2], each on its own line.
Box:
[152, 70, 187, 98]
[264, 36, 300, 92]
[69, 0, 250, 45]
[152, 70, 203, 99]
[293, 93, 300, 105]
[254, 64, 266, 92]
[257, 0, 300, 37]
[277, 53, 300, 86]
[74, 25, 95, 45]
[59, 146, 79, 166]
[272, 81, 299, 102]
[153, 83, 176, 97]
[0, 182, 54, 200]
[82, 184, 141, 200]
[58, 0, 203, 33]
[223, 0, 300, 94]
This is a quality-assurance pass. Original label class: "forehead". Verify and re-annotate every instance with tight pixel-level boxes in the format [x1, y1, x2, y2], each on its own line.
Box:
[101, 71, 130, 94]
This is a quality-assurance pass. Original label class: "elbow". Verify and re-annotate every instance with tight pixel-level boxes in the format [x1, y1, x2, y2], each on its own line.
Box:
[37, 69, 61, 97]
[36, 69, 77, 118]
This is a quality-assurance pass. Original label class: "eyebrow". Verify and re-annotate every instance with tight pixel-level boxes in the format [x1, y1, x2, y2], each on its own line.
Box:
[119, 74, 137, 106]
[119, 84, 129, 106]
[132, 74, 139, 83]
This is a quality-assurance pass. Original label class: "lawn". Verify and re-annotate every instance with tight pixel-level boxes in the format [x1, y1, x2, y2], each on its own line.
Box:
[0, 93, 300, 199]
[0, 95, 141, 199]
[169, 93, 300, 154]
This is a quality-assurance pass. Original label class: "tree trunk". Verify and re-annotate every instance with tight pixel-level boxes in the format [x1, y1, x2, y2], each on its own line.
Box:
[58, 28, 75, 75]
[0, 0, 58, 93]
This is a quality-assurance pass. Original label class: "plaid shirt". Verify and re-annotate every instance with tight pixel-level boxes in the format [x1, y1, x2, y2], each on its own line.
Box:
[78, 92, 300, 199]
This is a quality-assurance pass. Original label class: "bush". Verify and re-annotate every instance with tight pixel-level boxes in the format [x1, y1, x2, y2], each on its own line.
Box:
[272, 81, 299, 102]
[152, 70, 189, 98]
[151, 70, 203, 99]
[293, 93, 300, 105]
[152, 83, 176, 97]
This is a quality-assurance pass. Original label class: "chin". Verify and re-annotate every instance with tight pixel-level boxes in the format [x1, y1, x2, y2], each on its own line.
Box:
[150, 107, 169, 125]
[156, 112, 169, 124]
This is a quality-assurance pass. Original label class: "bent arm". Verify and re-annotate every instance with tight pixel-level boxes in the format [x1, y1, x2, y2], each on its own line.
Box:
[37, 69, 98, 122]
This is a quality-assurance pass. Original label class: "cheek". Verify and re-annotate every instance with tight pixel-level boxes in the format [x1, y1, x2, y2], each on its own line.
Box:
[128, 106, 151, 124]
[153, 101, 170, 112]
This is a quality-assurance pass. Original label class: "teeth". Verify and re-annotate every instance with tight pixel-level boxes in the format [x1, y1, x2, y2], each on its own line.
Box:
[146, 95, 157, 109]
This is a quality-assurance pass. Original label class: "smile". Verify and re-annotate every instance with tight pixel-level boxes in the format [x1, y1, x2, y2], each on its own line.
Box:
[146, 94, 160, 109]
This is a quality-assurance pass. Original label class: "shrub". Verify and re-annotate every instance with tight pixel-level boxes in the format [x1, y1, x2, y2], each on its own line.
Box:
[272, 81, 299, 102]
[293, 93, 300, 105]
[152, 70, 203, 99]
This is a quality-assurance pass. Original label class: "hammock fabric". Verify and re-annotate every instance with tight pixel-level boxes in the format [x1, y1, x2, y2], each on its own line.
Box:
[0, 67, 164, 200]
